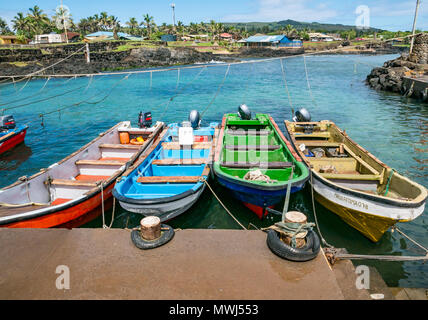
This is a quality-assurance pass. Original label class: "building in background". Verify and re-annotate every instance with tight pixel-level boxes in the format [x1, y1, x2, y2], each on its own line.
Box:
[84, 31, 144, 42]
[33, 33, 63, 44]
[0, 35, 29, 45]
[243, 35, 302, 47]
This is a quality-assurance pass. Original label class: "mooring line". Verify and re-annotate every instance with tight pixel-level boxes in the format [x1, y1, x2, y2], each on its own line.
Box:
[202, 178, 247, 230]
[201, 64, 231, 117]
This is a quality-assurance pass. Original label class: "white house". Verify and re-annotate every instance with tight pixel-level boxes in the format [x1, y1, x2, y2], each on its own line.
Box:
[34, 33, 63, 44]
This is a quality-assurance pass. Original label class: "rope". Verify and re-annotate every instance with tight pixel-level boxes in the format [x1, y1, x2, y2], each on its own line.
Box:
[270, 221, 316, 248]
[279, 58, 293, 113]
[101, 183, 107, 229]
[202, 178, 247, 230]
[201, 64, 230, 117]
[309, 170, 334, 248]
[393, 226, 428, 254]
[282, 166, 294, 220]
[384, 168, 395, 196]
[0, 46, 356, 80]
[303, 55, 318, 107]
[108, 197, 116, 228]
[158, 66, 207, 119]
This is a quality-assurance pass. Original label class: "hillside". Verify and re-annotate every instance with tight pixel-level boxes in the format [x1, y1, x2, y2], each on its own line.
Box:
[223, 19, 383, 33]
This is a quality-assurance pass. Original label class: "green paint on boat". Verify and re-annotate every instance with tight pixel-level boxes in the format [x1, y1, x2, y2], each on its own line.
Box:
[213, 113, 309, 187]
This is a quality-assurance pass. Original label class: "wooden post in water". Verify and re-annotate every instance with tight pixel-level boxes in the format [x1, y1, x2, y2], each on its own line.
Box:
[140, 216, 161, 240]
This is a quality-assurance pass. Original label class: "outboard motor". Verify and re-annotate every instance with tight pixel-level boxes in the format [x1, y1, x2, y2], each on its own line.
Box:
[293, 108, 313, 134]
[0, 115, 16, 132]
[189, 110, 200, 129]
[292, 108, 311, 122]
[138, 111, 152, 128]
[238, 104, 251, 120]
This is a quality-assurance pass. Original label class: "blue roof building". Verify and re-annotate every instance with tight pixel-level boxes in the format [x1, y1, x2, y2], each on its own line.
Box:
[84, 31, 144, 41]
[244, 35, 302, 47]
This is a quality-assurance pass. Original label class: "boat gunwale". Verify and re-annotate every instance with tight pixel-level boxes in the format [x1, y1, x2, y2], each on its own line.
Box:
[113, 123, 218, 206]
[284, 120, 428, 208]
[0, 125, 28, 144]
[213, 114, 309, 189]
[0, 122, 165, 225]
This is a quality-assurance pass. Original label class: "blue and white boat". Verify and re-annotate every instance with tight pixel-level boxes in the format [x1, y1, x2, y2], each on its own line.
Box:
[113, 114, 219, 221]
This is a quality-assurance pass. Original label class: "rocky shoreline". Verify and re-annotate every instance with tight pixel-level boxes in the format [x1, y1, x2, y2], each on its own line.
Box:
[366, 33, 427, 101]
[0, 40, 407, 78]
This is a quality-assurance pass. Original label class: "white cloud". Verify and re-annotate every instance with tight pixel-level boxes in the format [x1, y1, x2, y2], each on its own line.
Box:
[223, 0, 337, 22]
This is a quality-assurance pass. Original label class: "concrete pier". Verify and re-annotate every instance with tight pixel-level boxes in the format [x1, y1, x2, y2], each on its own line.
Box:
[0, 228, 373, 300]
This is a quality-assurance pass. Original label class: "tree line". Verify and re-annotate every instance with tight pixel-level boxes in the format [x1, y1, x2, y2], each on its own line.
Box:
[0, 5, 423, 42]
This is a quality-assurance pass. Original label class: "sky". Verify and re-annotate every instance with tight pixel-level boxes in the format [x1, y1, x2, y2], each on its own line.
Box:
[0, 0, 427, 31]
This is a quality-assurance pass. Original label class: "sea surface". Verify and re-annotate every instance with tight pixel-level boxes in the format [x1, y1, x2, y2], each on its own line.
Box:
[0, 54, 427, 288]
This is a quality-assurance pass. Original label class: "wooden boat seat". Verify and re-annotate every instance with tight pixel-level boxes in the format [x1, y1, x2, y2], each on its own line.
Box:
[225, 145, 280, 151]
[152, 159, 208, 165]
[297, 141, 340, 147]
[99, 144, 141, 150]
[137, 176, 202, 183]
[50, 179, 98, 187]
[227, 130, 270, 136]
[319, 172, 381, 181]
[221, 161, 293, 169]
[75, 159, 127, 166]
[162, 142, 212, 150]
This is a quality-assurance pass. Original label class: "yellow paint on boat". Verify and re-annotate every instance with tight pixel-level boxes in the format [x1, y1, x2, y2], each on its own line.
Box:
[314, 192, 397, 242]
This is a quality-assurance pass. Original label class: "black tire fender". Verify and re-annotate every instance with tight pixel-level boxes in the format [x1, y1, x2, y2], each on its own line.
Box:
[131, 224, 175, 250]
[266, 229, 320, 262]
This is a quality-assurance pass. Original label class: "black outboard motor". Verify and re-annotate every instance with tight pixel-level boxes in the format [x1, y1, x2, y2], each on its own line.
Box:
[292, 108, 311, 122]
[138, 111, 152, 128]
[189, 110, 200, 129]
[238, 104, 251, 120]
[0, 115, 16, 132]
[293, 108, 313, 133]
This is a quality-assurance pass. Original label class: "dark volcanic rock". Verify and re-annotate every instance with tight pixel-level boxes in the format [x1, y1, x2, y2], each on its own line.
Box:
[366, 33, 428, 100]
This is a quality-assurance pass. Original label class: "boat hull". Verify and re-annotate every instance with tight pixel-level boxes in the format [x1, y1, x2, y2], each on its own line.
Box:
[216, 174, 304, 208]
[117, 184, 205, 222]
[311, 173, 425, 242]
[2, 182, 115, 228]
[0, 126, 27, 155]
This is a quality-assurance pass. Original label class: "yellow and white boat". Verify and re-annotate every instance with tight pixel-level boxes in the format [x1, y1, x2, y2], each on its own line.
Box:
[284, 119, 427, 242]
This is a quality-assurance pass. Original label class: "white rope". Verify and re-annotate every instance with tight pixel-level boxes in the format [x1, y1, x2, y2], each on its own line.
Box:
[201, 63, 230, 117]
[0, 47, 358, 79]
[303, 55, 317, 106]
[280, 58, 293, 112]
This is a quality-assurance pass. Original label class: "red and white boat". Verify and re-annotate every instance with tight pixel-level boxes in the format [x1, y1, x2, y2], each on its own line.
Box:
[0, 120, 164, 228]
[0, 115, 28, 155]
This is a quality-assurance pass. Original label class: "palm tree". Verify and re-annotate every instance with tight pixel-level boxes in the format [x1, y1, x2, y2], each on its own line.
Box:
[126, 17, 139, 35]
[0, 17, 12, 34]
[108, 15, 120, 39]
[98, 12, 110, 30]
[12, 12, 32, 38]
[142, 14, 155, 39]
[283, 24, 297, 39]
[209, 20, 216, 41]
[27, 5, 50, 34]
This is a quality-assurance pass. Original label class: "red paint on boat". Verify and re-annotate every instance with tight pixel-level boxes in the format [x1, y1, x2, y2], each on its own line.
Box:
[2, 182, 115, 228]
[0, 128, 27, 155]
[243, 202, 274, 219]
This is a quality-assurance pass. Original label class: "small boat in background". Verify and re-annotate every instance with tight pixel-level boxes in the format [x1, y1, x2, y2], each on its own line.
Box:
[113, 111, 219, 222]
[213, 106, 309, 219]
[284, 109, 428, 242]
[0, 115, 28, 155]
[0, 119, 164, 228]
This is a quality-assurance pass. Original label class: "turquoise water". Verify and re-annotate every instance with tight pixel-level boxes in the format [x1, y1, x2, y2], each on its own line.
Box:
[0, 54, 427, 288]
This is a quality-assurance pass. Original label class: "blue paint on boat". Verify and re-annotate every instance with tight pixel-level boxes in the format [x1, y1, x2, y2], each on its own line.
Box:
[216, 175, 304, 207]
[113, 122, 218, 221]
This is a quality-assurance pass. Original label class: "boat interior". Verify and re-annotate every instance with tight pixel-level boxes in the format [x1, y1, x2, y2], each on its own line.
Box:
[220, 114, 297, 182]
[118, 123, 217, 200]
[0, 122, 161, 218]
[286, 120, 425, 201]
